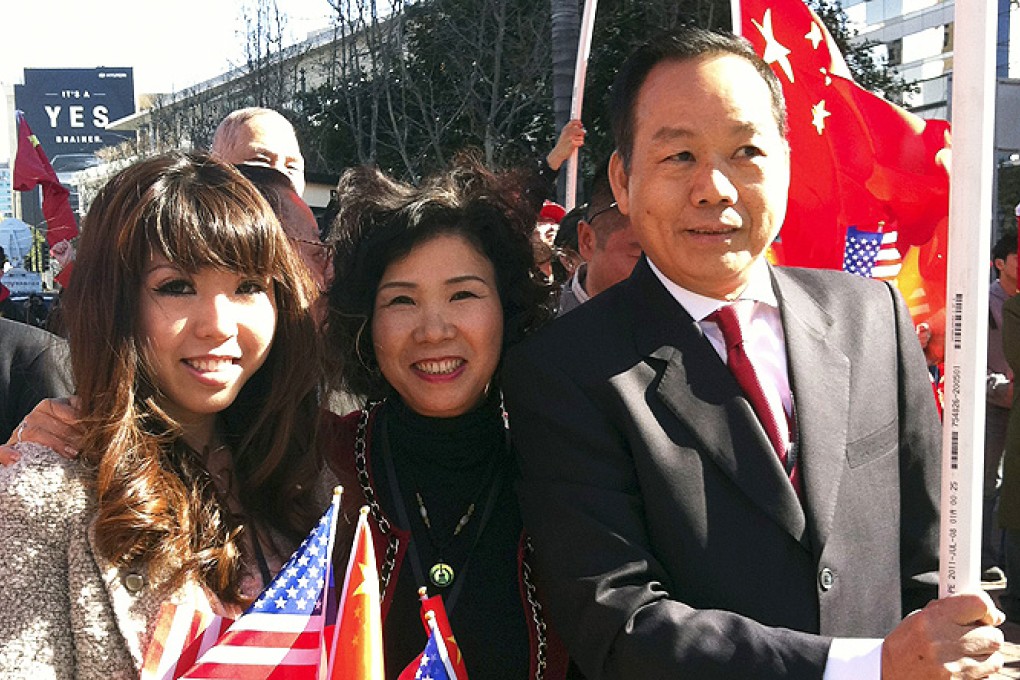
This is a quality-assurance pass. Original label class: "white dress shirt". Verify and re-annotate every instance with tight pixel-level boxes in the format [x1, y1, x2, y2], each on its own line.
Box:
[647, 257, 884, 680]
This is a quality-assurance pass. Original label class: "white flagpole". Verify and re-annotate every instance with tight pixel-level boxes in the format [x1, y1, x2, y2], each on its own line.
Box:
[565, 0, 599, 211]
[939, 0, 997, 597]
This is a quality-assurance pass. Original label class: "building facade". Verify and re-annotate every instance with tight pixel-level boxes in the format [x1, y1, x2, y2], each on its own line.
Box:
[0, 163, 12, 219]
[843, 0, 1020, 229]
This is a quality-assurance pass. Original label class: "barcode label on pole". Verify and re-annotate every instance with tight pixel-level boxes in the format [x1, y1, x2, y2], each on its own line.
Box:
[953, 293, 963, 350]
[951, 430, 959, 470]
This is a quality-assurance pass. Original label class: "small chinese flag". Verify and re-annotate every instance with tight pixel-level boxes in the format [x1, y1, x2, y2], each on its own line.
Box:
[328, 507, 385, 680]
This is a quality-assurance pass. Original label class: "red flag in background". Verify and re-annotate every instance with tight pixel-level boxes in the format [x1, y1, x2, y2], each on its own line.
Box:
[735, 0, 951, 327]
[13, 110, 78, 286]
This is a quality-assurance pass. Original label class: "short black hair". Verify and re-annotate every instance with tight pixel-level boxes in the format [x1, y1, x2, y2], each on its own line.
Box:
[609, 26, 787, 167]
[556, 206, 585, 252]
[325, 153, 554, 399]
[583, 156, 628, 247]
[992, 228, 1018, 274]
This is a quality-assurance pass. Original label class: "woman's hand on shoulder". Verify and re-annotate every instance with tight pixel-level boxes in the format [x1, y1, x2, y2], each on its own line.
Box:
[1, 397, 83, 466]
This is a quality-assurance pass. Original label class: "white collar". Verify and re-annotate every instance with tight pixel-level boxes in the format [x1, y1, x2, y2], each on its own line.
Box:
[647, 256, 778, 322]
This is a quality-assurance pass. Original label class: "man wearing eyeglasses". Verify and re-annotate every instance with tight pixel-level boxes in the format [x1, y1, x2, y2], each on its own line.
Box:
[234, 165, 334, 325]
[557, 159, 643, 317]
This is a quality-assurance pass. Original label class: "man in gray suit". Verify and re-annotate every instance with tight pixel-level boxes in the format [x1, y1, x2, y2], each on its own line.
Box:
[504, 27, 1003, 679]
[0, 317, 70, 446]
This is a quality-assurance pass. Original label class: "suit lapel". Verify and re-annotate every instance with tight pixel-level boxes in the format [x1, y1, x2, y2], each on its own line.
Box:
[772, 268, 851, 552]
[629, 260, 808, 545]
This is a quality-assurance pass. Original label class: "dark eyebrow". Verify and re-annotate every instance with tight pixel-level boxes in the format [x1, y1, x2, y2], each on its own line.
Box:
[651, 126, 694, 143]
[376, 281, 416, 293]
[651, 122, 763, 142]
[447, 275, 491, 286]
[377, 274, 491, 293]
[145, 263, 181, 276]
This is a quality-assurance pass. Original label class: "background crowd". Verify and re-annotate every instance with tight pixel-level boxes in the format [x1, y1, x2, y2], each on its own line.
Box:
[0, 24, 1015, 680]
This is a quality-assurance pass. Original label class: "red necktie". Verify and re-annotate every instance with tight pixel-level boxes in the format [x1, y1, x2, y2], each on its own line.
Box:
[709, 302, 800, 494]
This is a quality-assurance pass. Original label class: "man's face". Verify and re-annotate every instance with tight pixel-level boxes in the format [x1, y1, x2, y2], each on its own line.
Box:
[609, 54, 790, 300]
[996, 253, 1018, 295]
[219, 114, 306, 195]
[579, 207, 642, 298]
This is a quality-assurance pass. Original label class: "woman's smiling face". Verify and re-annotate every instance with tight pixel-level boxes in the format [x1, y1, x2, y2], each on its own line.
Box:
[371, 233, 504, 418]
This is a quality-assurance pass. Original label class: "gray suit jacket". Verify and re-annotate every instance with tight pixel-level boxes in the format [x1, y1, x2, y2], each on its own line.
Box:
[503, 257, 941, 680]
[0, 318, 71, 442]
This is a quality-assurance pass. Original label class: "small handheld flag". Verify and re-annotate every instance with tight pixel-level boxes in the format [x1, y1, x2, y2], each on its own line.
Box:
[179, 487, 343, 679]
[327, 506, 385, 680]
[397, 588, 468, 680]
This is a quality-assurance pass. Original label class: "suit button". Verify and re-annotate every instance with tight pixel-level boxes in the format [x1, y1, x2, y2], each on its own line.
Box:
[818, 567, 835, 591]
[123, 572, 145, 593]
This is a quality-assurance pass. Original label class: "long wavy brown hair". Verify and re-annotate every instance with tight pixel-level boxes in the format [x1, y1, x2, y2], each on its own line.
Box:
[64, 151, 323, 605]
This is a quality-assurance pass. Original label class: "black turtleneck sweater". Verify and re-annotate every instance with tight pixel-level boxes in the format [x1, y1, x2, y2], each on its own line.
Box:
[372, 392, 529, 679]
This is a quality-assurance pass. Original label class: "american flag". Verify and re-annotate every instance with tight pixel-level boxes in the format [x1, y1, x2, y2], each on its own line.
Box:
[179, 488, 342, 679]
[140, 603, 233, 680]
[843, 225, 903, 281]
[397, 591, 468, 680]
[402, 612, 461, 680]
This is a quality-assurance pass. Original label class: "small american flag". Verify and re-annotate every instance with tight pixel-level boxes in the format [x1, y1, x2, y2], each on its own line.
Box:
[403, 612, 460, 680]
[843, 225, 903, 281]
[397, 592, 468, 680]
[140, 603, 233, 680]
[179, 488, 342, 679]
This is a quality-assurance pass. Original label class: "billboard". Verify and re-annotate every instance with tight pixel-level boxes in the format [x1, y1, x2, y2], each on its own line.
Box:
[14, 68, 136, 161]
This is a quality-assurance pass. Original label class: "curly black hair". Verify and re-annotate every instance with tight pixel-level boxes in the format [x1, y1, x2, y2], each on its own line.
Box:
[325, 153, 555, 400]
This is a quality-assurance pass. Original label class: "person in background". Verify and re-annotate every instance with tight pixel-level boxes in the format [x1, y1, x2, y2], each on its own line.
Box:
[322, 155, 576, 678]
[503, 27, 1002, 679]
[23, 293, 49, 329]
[532, 200, 567, 284]
[0, 152, 327, 677]
[0, 287, 23, 322]
[983, 228, 1018, 584]
[557, 158, 642, 317]
[234, 165, 334, 317]
[234, 164, 358, 416]
[211, 107, 306, 196]
[998, 240, 1020, 622]
[0, 248, 24, 323]
[553, 206, 586, 282]
[535, 119, 586, 206]
[45, 290, 68, 339]
[0, 317, 70, 445]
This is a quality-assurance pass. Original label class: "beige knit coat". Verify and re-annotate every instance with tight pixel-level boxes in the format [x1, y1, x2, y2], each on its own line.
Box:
[0, 442, 333, 679]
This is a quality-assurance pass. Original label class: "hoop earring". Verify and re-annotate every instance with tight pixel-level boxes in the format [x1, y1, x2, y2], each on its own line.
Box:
[354, 317, 377, 374]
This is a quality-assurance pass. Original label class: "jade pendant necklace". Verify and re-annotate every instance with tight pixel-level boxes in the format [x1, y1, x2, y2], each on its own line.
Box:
[380, 411, 506, 591]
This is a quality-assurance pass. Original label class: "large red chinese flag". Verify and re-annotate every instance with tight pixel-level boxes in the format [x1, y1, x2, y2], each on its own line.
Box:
[13, 110, 78, 286]
[735, 0, 951, 325]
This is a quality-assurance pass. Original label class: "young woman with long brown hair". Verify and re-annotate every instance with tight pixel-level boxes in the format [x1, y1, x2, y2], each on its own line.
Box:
[0, 151, 328, 678]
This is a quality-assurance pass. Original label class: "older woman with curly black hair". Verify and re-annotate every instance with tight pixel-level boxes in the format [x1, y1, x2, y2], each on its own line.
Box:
[322, 155, 577, 679]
